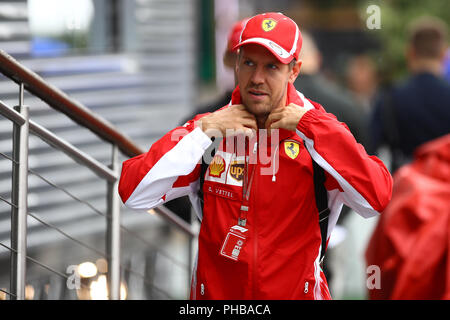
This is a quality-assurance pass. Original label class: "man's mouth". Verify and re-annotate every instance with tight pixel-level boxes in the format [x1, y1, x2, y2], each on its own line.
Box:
[248, 89, 268, 98]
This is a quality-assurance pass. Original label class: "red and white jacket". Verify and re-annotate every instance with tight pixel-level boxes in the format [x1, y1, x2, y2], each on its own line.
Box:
[119, 83, 393, 300]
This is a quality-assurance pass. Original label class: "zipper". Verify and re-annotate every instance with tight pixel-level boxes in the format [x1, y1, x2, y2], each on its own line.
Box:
[251, 141, 258, 299]
[251, 166, 258, 298]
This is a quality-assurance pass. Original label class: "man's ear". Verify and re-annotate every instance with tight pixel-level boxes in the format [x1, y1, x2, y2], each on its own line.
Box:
[289, 59, 302, 84]
[235, 51, 240, 75]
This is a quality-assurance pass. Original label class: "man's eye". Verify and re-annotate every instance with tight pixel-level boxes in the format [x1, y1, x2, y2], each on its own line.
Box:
[244, 60, 254, 66]
[267, 64, 278, 70]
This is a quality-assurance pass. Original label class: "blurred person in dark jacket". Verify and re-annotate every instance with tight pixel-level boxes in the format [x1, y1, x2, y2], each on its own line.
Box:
[294, 32, 368, 147]
[369, 16, 450, 173]
[346, 54, 379, 113]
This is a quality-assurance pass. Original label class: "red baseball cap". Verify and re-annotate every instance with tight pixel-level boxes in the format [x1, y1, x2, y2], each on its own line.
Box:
[233, 12, 302, 64]
[227, 18, 250, 52]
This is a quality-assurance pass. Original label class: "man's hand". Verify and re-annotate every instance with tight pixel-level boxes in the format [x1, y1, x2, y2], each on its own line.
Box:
[265, 103, 313, 132]
[199, 104, 257, 138]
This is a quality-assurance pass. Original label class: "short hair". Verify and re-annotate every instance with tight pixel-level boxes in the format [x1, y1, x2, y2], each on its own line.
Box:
[288, 58, 297, 71]
[408, 16, 448, 59]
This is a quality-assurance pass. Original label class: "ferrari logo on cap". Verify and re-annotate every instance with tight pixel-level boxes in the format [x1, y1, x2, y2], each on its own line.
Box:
[262, 19, 277, 32]
[284, 141, 300, 159]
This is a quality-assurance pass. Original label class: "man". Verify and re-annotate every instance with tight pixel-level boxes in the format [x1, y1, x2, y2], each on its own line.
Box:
[369, 16, 450, 172]
[119, 12, 392, 300]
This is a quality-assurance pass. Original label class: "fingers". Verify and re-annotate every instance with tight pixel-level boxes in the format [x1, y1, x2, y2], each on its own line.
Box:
[228, 104, 247, 114]
[266, 120, 284, 135]
[243, 128, 256, 138]
[230, 104, 247, 110]
[234, 106, 257, 120]
[265, 111, 283, 131]
[205, 104, 255, 138]
[234, 120, 257, 139]
[225, 127, 256, 139]
[226, 104, 258, 129]
[265, 103, 307, 132]
[241, 117, 258, 130]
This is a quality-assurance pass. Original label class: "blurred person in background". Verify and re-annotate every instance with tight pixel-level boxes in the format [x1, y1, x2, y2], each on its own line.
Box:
[188, 18, 249, 117]
[369, 16, 450, 173]
[294, 32, 369, 147]
[119, 12, 392, 299]
[365, 133, 450, 299]
[346, 54, 379, 113]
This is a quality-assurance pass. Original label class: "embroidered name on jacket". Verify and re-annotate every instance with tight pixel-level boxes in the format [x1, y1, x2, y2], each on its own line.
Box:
[204, 183, 238, 201]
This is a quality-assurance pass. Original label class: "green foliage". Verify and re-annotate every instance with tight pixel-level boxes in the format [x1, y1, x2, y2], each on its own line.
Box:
[359, 0, 450, 84]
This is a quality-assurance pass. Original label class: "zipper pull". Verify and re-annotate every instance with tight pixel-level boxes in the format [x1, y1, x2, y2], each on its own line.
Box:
[304, 281, 309, 294]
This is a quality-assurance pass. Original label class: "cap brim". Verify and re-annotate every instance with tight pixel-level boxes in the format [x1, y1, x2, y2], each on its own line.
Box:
[233, 37, 294, 64]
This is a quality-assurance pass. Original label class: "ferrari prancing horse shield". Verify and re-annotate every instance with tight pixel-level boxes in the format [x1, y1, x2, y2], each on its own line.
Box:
[284, 141, 300, 159]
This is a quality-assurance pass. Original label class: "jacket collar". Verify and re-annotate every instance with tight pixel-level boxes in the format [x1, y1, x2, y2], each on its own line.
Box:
[230, 83, 302, 143]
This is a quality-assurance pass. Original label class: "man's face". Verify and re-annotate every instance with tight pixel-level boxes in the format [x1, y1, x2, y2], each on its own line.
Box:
[237, 44, 295, 118]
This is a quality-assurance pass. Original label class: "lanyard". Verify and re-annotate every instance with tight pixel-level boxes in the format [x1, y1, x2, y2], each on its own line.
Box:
[238, 141, 257, 227]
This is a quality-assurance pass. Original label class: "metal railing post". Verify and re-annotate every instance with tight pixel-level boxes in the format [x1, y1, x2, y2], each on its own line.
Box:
[106, 144, 121, 300]
[10, 83, 29, 300]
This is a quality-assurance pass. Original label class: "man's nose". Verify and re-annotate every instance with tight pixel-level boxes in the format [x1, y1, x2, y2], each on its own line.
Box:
[250, 66, 265, 85]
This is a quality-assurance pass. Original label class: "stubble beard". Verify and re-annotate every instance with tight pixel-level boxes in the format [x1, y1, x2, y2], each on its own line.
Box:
[242, 92, 284, 129]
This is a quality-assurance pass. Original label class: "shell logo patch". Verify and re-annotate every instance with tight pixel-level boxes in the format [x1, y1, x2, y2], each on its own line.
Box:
[284, 141, 300, 159]
[229, 161, 245, 181]
[262, 18, 277, 32]
[209, 155, 226, 178]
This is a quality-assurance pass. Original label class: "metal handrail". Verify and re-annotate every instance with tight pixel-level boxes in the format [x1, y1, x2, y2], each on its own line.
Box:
[0, 50, 194, 236]
[0, 50, 144, 158]
[0, 99, 117, 182]
[0, 50, 195, 300]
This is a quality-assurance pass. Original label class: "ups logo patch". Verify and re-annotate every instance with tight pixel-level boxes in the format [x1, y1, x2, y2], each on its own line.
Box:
[229, 161, 245, 181]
